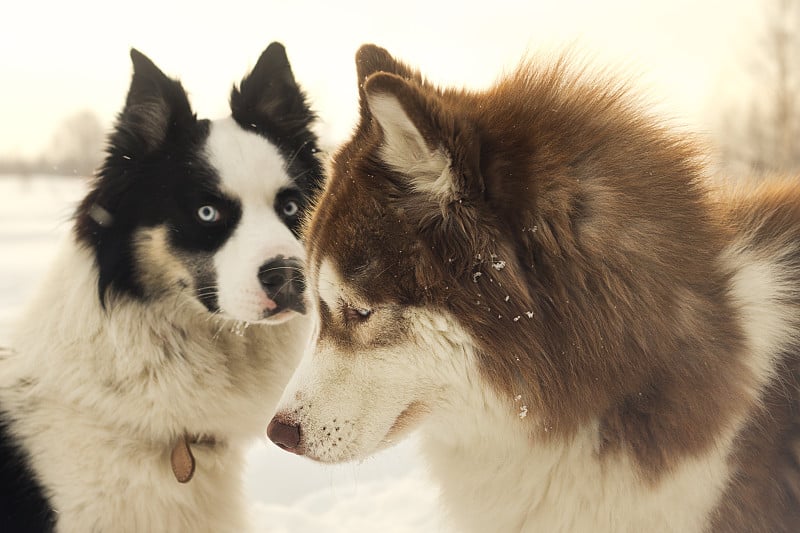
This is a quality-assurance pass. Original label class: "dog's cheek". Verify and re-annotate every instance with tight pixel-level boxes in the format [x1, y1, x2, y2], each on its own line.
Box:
[133, 226, 195, 296]
[182, 254, 219, 313]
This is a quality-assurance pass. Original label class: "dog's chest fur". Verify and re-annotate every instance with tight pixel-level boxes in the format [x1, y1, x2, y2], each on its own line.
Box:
[424, 413, 733, 533]
[1, 243, 311, 532]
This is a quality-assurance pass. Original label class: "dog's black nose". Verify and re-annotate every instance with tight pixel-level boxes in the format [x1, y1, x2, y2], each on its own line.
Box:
[267, 417, 302, 454]
[258, 256, 306, 316]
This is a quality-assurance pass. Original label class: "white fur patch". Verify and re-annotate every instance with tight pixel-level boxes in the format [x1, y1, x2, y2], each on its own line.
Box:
[367, 93, 454, 202]
[423, 406, 737, 533]
[723, 244, 799, 394]
[205, 117, 304, 322]
[206, 117, 290, 200]
[317, 259, 342, 312]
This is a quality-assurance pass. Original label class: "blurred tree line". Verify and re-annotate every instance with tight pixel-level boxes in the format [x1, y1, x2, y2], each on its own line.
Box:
[0, 110, 105, 178]
[718, 0, 800, 179]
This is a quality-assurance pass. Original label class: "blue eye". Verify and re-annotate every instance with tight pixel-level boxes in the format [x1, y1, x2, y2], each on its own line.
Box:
[197, 205, 220, 223]
[282, 200, 299, 218]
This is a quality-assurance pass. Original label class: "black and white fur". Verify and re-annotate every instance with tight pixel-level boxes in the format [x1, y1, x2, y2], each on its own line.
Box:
[0, 42, 322, 532]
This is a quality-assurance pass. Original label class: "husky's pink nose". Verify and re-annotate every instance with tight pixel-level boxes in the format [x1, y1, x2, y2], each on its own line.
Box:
[267, 417, 302, 453]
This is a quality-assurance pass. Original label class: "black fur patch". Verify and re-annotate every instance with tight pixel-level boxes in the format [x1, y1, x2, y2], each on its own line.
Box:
[190, 254, 220, 313]
[0, 414, 56, 532]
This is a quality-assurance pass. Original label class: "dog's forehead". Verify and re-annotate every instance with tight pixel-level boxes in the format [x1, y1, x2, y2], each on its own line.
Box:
[205, 117, 290, 202]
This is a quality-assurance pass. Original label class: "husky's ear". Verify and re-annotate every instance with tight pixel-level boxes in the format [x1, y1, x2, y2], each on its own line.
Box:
[363, 72, 482, 204]
[356, 44, 400, 81]
[116, 49, 195, 154]
[355, 45, 422, 111]
[230, 42, 314, 134]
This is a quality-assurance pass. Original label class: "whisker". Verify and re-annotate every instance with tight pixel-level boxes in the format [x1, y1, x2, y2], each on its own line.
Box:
[285, 139, 312, 169]
[290, 168, 313, 182]
[195, 290, 219, 297]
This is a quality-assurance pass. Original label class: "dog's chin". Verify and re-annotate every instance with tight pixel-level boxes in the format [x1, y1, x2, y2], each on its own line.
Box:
[207, 306, 302, 327]
[380, 401, 428, 447]
[258, 309, 302, 325]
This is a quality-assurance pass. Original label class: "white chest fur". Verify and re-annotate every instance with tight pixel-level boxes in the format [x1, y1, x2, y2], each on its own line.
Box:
[1, 243, 311, 532]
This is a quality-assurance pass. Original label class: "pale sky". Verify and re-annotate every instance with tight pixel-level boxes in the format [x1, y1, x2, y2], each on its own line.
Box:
[2, 0, 763, 159]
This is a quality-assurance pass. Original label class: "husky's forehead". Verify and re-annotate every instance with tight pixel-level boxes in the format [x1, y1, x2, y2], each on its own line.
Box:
[311, 255, 373, 317]
[316, 258, 344, 309]
[205, 117, 290, 202]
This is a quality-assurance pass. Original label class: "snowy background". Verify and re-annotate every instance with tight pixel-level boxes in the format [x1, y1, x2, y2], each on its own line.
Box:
[0, 0, 772, 530]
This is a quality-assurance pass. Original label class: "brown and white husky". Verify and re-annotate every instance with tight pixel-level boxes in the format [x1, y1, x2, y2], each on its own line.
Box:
[268, 44, 800, 532]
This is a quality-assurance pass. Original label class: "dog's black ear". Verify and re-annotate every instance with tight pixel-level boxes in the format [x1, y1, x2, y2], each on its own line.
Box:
[231, 42, 314, 136]
[110, 49, 195, 155]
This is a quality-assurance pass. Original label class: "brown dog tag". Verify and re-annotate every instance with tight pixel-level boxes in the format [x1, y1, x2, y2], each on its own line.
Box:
[171, 434, 195, 483]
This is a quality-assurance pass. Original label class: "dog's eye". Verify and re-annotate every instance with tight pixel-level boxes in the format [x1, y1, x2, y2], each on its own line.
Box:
[344, 306, 373, 323]
[282, 200, 299, 218]
[196, 205, 221, 224]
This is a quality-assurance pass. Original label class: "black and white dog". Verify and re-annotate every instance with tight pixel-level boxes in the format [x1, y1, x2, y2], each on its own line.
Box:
[0, 42, 322, 532]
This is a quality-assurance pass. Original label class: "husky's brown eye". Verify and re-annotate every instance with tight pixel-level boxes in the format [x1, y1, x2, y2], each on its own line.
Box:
[344, 306, 372, 323]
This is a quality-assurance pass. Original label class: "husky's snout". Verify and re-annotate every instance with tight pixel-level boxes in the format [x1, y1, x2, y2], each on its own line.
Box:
[258, 256, 306, 317]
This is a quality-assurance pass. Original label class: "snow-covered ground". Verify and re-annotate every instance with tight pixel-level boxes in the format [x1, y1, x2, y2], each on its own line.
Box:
[0, 175, 448, 533]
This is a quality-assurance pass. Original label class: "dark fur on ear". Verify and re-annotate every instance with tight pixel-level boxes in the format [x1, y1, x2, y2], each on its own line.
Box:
[230, 42, 323, 195]
[355, 44, 423, 115]
[356, 44, 397, 82]
[116, 49, 196, 155]
[231, 43, 312, 141]
[74, 49, 208, 307]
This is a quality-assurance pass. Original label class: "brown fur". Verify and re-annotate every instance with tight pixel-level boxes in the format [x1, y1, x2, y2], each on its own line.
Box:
[305, 45, 800, 530]
[708, 182, 800, 532]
